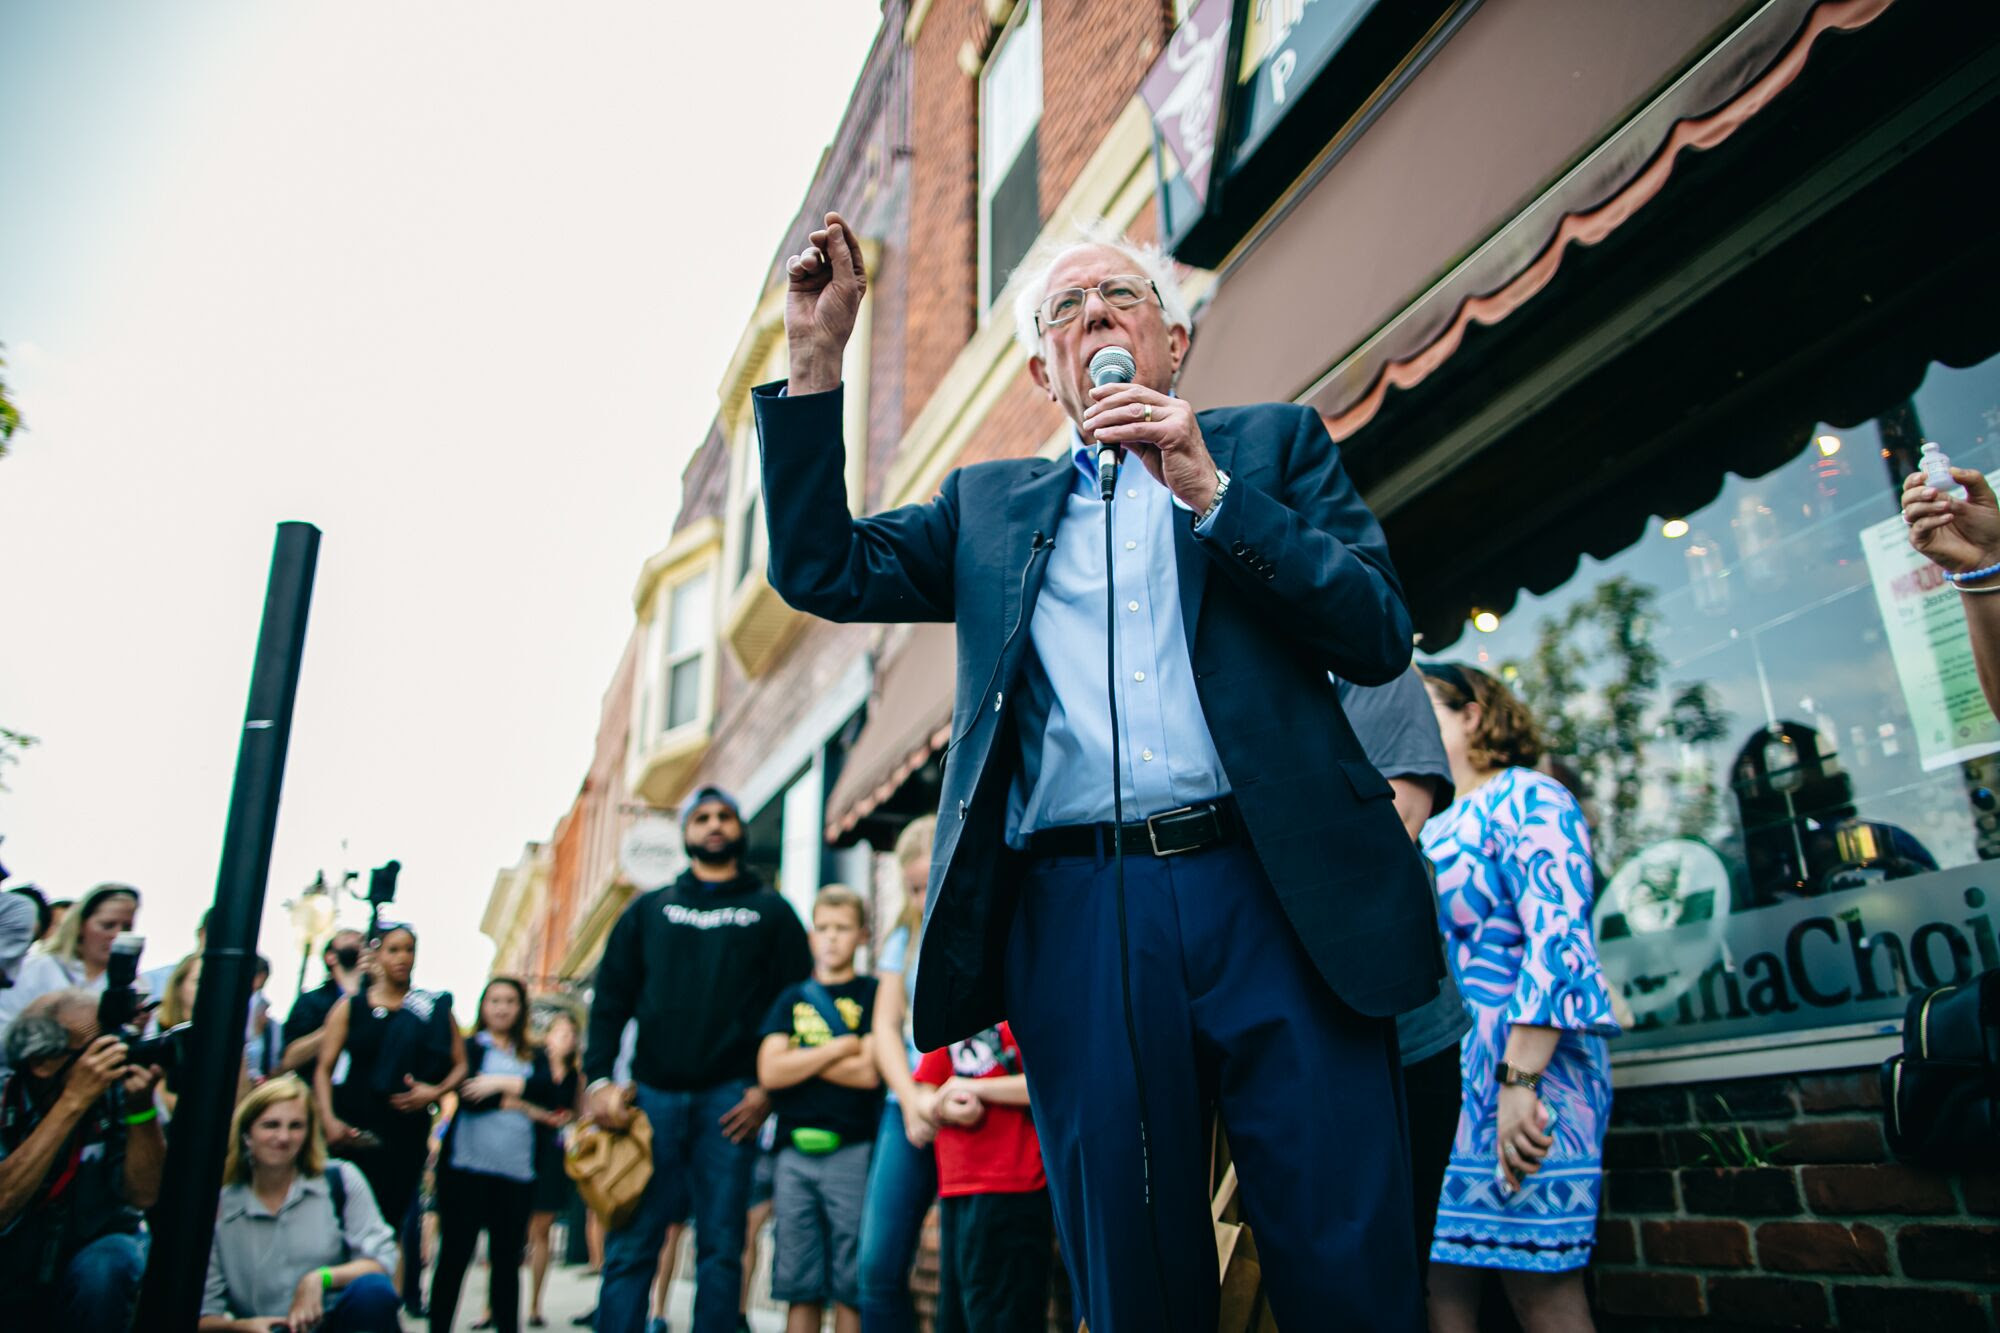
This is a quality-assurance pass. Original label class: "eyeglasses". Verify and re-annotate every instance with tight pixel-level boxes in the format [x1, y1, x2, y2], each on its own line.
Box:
[1035, 275, 1162, 336]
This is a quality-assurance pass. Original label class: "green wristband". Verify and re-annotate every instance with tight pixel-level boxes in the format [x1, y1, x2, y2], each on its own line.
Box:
[122, 1106, 159, 1125]
[320, 1266, 335, 1291]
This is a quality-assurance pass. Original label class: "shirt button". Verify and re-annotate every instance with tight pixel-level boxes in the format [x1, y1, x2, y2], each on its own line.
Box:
[1127, 600, 1139, 612]
[1127, 489, 1138, 499]
[1125, 540, 1137, 551]
[1141, 749, 1154, 762]
[1133, 671, 1146, 682]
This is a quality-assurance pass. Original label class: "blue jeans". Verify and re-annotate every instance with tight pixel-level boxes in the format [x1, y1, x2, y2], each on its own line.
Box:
[856, 1098, 937, 1333]
[50, 1230, 146, 1333]
[597, 1080, 756, 1333]
[323, 1271, 405, 1332]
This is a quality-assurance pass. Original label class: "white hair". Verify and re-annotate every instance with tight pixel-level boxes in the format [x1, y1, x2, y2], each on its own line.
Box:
[1009, 218, 1193, 358]
[4, 987, 95, 1065]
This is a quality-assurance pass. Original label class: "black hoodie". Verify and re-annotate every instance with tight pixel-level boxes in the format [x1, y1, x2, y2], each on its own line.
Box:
[585, 869, 811, 1091]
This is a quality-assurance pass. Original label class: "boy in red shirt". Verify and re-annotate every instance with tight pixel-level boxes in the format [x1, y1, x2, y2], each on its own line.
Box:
[912, 1021, 1051, 1333]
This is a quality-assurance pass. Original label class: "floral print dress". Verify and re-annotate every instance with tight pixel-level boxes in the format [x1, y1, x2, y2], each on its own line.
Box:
[1420, 766, 1620, 1273]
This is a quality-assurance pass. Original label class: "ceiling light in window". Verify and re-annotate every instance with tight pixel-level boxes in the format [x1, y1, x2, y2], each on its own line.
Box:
[1472, 610, 1500, 633]
[1661, 518, 1690, 539]
[1816, 434, 1842, 457]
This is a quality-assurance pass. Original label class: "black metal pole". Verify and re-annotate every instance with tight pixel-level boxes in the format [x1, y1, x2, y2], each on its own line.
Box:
[135, 521, 320, 1330]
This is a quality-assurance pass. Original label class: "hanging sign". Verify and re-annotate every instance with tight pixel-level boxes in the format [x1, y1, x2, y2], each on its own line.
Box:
[620, 816, 684, 892]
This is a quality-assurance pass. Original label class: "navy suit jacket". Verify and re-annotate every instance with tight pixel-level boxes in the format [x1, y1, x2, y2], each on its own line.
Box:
[753, 381, 1443, 1051]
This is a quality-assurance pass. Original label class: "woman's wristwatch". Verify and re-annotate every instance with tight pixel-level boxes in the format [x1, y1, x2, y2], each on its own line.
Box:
[1497, 1062, 1542, 1091]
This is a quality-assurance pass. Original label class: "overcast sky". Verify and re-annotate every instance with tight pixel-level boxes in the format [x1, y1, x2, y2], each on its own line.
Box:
[0, 2, 883, 1016]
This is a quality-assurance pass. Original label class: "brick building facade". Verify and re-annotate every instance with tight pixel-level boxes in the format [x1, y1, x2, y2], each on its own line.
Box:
[491, 0, 2000, 1325]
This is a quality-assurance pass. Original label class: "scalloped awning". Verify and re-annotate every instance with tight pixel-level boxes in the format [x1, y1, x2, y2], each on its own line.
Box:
[1176, 0, 1901, 424]
[1308, 0, 1900, 441]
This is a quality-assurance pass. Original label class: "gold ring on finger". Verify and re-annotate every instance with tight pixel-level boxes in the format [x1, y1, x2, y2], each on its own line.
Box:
[1142, 404, 1153, 422]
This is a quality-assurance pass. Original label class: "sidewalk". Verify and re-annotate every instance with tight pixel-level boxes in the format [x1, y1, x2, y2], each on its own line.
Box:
[417, 1238, 788, 1331]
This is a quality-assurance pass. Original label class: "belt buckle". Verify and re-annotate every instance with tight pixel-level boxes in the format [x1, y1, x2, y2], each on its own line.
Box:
[1146, 804, 1209, 857]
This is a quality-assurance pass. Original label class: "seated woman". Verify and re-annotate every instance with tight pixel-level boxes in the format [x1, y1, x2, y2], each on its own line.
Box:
[200, 1074, 403, 1333]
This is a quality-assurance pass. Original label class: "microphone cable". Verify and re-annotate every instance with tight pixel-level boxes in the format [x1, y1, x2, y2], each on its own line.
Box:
[1100, 449, 1178, 1330]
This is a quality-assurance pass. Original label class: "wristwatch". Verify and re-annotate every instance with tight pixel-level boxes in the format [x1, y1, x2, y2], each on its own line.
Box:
[1497, 1062, 1542, 1091]
[1196, 469, 1231, 527]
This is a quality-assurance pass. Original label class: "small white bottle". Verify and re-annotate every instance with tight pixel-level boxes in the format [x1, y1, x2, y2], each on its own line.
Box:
[1921, 441, 1968, 501]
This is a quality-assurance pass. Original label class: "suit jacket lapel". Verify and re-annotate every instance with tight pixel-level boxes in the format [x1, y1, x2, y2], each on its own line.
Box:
[1002, 457, 1076, 641]
[1174, 417, 1235, 645]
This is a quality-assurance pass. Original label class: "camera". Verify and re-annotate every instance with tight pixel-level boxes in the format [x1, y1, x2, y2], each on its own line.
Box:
[99, 934, 189, 1074]
[368, 859, 401, 909]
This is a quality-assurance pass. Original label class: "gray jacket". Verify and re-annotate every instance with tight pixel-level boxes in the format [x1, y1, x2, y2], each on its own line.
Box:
[202, 1160, 396, 1318]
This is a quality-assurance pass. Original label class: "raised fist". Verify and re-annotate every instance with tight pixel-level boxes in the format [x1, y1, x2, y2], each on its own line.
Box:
[783, 211, 866, 396]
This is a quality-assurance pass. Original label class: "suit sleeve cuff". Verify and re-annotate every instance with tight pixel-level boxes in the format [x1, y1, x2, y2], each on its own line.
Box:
[752, 378, 842, 403]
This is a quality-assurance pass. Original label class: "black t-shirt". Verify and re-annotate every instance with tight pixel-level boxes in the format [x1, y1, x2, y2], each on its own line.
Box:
[758, 975, 881, 1144]
[1334, 667, 1454, 807]
[282, 979, 346, 1047]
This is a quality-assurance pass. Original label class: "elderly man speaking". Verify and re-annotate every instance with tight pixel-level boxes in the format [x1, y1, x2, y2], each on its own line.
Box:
[753, 214, 1438, 1330]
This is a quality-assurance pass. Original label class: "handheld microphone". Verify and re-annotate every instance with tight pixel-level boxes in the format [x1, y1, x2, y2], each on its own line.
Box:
[1088, 346, 1135, 501]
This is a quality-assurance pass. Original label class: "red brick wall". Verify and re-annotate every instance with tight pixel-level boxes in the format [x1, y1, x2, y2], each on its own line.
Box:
[539, 800, 584, 986]
[677, 424, 730, 527]
[904, 2, 985, 433]
[1593, 1069, 2000, 1331]
[902, 0, 1172, 438]
[1036, 0, 1168, 213]
[528, 628, 637, 984]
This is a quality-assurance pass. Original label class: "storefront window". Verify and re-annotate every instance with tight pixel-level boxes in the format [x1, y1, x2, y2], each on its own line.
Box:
[1424, 353, 2000, 1066]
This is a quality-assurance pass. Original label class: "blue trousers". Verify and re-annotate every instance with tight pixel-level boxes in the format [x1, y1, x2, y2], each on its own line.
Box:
[1004, 842, 1423, 1333]
[856, 1098, 938, 1332]
[32, 1230, 146, 1333]
[597, 1079, 756, 1333]
[324, 1272, 406, 1332]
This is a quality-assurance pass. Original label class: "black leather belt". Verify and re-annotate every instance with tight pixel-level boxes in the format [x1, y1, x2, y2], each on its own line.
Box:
[1025, 798, 1242, 860]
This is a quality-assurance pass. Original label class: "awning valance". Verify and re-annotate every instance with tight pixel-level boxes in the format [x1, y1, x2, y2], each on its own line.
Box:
[1307, 0, 1899, 442]
[1176, 0, 1853, 414]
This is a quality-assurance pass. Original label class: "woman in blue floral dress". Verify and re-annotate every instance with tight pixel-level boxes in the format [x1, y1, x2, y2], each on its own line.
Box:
[1417, 663, 1619, 1332]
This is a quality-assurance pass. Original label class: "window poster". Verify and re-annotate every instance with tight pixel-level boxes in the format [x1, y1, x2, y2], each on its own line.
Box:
[1859, 513, 2000, 772]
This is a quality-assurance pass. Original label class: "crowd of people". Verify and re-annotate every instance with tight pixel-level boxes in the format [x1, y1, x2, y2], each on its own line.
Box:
[0, 586, 1633, 1333]
[18, 215, 1992, 1333]
[0, 645, 1630, 1333]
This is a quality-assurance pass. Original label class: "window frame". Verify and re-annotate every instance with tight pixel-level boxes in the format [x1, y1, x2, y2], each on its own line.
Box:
[660, 566, 713, 735]
[977, 0, 1044, 312]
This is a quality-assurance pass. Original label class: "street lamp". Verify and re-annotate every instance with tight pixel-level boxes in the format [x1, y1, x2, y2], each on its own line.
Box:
[286, 872, 337, 996]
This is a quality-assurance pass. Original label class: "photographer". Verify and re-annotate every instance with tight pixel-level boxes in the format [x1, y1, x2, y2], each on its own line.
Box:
[0, 987, 165, 1333]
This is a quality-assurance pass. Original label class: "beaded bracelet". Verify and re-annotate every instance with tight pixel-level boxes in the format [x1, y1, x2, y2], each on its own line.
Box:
[1946, 560, 2000, 584]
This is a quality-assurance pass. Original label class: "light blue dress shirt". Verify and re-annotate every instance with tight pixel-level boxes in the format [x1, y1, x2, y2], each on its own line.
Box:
[1006, 437, 1231, 844]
